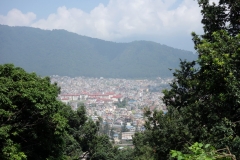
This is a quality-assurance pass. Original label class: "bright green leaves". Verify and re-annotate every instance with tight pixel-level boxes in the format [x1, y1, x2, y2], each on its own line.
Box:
[171, 142, 235, 160]
[1, 139, 27, 160]
[52, 112, 68, 135]
[0, 125, 12, 140]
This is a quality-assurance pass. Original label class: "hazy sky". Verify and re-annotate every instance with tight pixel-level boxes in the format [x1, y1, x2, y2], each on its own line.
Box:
[0, 0, 217, 52]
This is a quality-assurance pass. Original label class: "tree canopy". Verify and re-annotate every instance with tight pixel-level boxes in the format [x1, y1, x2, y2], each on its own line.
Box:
[0, 64, 120, 160]
[0, 64, 68, 159]
[133, 0, 240, 159]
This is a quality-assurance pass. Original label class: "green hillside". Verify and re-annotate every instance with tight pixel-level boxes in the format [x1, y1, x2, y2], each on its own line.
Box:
[0, 25, 197, 78]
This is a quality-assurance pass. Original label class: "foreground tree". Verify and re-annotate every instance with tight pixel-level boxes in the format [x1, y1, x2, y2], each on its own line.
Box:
[133, 109, 190, 159]
[0, 64, 68, 159]
[165, 30, 240, 154]
[61, 105, 88, 159]
[0, 64, 118, 160]
[133, 0, 240, 159]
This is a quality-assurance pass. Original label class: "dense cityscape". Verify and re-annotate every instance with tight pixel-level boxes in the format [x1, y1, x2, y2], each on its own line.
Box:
[51, 75, 171, 144]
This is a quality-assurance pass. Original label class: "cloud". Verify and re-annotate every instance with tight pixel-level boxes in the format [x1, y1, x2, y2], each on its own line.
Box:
[31, 0, 202, 40]
[0, 9, 36, 26]
[0, 0, 204, 50]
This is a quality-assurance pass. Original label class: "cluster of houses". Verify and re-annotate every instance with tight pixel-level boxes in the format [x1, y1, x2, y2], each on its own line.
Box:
[52, 75, 171, 145]
[59, 92, 123, 105]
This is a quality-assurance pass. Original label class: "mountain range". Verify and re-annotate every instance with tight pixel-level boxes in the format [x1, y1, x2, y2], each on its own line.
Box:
[0, 25, 197, 78]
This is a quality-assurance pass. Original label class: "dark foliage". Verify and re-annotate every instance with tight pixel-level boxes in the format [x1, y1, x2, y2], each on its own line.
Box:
[0, 64, 67, 159]
[132, 0, 240, 159]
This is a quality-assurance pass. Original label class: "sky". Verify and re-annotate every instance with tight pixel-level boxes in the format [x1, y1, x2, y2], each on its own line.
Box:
[0, 0, 217, 52]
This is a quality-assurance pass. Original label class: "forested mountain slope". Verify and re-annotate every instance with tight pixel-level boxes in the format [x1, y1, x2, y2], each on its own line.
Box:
[0, 25, 196, 78]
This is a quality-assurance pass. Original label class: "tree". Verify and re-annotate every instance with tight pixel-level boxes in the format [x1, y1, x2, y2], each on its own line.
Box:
[113, 147, 135, 160]
[0, 64, 118, 160]
[88, 135, 115, 160]
[165, 1, 240, 154]
[103, 122, 110, 135]
[61, 105, 88, 159]
[176, 30, 240, 157]
[167, 0, 240, 157]
[170, 142, 235, 160]
[133, 0, 240, 159]
[0, 64, 68, 159]
[110, 128, 114, 140]
[193, 0, 240, 44]
[115, 98, 127, 108]
[133, 109, 190, 159]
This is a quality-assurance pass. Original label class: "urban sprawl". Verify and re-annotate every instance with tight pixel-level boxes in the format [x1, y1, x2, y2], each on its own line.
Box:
[51, 75, 171, 145]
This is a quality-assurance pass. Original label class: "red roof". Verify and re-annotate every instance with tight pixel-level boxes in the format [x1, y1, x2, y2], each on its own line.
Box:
[81, 92, 89, 95]
[61, 94, 80, 96]
[104, 92, 115, 95]
[97, 98, 112, 102]
[88, 93, 102, 96]
[112, 95, 122, 98]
